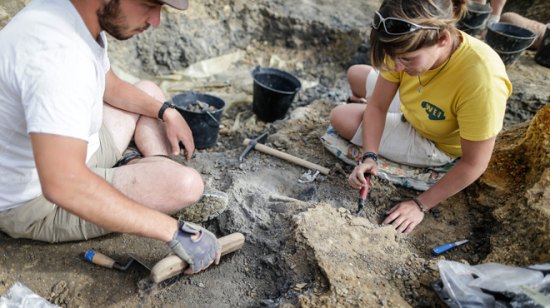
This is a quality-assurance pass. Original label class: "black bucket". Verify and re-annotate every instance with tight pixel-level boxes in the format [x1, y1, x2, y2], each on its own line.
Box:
[485, 22, 537, 65]
[458, 2, 492, 36]
[171, 92, 225, 149]
[535, 24, 550, 68]
[251, 66, 301, 122]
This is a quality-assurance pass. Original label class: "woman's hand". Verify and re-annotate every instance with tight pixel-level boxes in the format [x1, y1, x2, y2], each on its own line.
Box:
[383, 200, 425, 233]
[348, 159, 378, 189]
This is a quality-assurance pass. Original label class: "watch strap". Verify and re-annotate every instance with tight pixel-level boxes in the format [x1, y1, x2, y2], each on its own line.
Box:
[361, 151, 378, 164]
[158, 101, 174, 121]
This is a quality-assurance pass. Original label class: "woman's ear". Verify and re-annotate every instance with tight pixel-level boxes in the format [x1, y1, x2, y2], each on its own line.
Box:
[437, 29, 452, 47]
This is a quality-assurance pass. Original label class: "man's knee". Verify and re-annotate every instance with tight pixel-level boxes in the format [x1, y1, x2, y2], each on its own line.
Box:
[135, 80, 166, 102]
[174, 167, 204, 205]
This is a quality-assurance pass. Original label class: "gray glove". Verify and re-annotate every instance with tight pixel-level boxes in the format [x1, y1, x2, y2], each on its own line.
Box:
[167, 221, 220, 274]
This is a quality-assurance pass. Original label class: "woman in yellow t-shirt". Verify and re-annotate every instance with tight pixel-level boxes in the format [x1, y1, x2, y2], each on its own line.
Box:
[330, 0, 512, 233]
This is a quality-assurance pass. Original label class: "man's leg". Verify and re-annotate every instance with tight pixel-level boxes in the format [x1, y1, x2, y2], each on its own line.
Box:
[0, 125, 119, 243]
[104, 80, 204, 214]
[490, 0, 506, 17]
[0, 80, 204, 243]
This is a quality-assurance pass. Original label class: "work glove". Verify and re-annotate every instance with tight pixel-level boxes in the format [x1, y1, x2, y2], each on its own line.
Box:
[167, 221, 220, 274]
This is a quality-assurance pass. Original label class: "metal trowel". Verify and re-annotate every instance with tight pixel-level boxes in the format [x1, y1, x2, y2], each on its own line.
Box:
[84, 249, 151, 271]
[84, 233, 244, 283]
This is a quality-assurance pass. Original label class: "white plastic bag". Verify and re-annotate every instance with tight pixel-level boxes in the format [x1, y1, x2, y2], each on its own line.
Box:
[0, 282, 59, 308]
[437, 261, 550, 307]
[438, 260, 494, 307]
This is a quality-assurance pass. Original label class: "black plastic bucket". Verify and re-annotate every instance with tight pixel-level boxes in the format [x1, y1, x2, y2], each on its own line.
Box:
[171, 92, 225, 149]
[251, 66, 301, 122]
[535, 24, 550, 68]
[458, 2, 492, 36]
[485, 22, 537, 65]
[457, 21, 485, 36]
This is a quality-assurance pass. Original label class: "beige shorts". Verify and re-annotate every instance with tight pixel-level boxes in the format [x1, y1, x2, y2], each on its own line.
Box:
[351, 70, 455, 167]
[0, 125, 123, 243]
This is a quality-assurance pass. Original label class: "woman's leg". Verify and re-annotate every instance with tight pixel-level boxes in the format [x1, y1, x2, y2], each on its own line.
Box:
[329, 103, 367, 140]
[347, 64, 374, 101]
[329, 65, 373, 138]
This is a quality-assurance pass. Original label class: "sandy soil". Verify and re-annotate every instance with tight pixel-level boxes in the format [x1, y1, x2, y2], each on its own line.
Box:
[1, 1, 549, 307]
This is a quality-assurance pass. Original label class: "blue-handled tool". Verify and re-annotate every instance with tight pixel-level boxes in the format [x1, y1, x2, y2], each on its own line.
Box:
[432, 239, 469, 255]
[84, 249, 150, 271]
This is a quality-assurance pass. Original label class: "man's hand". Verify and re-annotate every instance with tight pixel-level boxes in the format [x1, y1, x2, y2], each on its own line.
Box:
[163, 108, 195, 160]
[167, 221, 221, 274]
[383, 200, 424, 234]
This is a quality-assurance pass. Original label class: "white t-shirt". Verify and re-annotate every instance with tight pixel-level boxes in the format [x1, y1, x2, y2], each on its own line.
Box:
[0, 0, 110, 210]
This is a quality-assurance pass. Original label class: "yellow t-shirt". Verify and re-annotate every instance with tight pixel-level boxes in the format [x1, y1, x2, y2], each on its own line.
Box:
[381, 31, 512, 157]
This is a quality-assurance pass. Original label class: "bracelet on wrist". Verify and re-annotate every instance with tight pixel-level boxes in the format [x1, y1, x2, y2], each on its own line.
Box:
[361, 151, 378, 164]
[412, 197, 429, 213]
[158, 101, 175, 121]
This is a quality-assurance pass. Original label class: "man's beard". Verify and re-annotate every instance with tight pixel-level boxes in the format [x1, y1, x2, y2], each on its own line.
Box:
[98, 0, 132, 40]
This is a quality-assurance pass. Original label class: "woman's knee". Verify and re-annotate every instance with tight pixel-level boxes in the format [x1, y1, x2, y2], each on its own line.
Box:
[329, 105, 345, 128]
[134, 80, 166, 102]
[347, 65, 373, 98]
[330, 104, 365, 139]
[330, 105, 353, 139]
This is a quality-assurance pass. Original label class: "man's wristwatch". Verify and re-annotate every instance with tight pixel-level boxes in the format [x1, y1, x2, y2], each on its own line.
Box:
[158, 101, 175, 121]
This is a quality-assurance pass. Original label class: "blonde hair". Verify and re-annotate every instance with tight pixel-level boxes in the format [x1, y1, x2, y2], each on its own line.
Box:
[370, 0, 469, 70]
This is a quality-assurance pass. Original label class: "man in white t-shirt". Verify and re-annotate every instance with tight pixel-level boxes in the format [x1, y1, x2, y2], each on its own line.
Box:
[0, 0, 221, 274]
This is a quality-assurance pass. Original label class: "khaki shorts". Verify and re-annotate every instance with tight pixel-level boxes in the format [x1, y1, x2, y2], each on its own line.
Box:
[0, 125, 123, 243]
[351, 70, 455, 167]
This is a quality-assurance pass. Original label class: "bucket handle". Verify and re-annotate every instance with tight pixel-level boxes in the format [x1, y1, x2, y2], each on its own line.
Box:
[196, 104, 221, 126]
[204, 110, 220, 126]
[172, 101, 221, 127]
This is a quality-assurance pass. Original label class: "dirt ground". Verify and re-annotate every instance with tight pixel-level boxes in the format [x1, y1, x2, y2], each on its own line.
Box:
[1, 1, 549, 307]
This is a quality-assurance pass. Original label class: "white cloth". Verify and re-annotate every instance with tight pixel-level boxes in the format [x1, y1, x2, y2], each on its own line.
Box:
[0, 0, 110, 210]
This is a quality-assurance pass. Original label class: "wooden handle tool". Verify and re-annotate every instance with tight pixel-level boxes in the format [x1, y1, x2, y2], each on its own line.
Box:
[243, 138, 330, 175]
[84, 249, 151, 271]
[84, 249, 117, 269]
[150, 232, 245, 283]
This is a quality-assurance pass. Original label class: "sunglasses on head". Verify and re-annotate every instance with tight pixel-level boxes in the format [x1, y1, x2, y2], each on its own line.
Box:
[372, 11, 440, 35]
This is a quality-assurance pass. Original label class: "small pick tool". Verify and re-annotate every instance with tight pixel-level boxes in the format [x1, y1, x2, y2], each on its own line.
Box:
[356, 175, 371, 214]
[432, 239, 469, 256]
